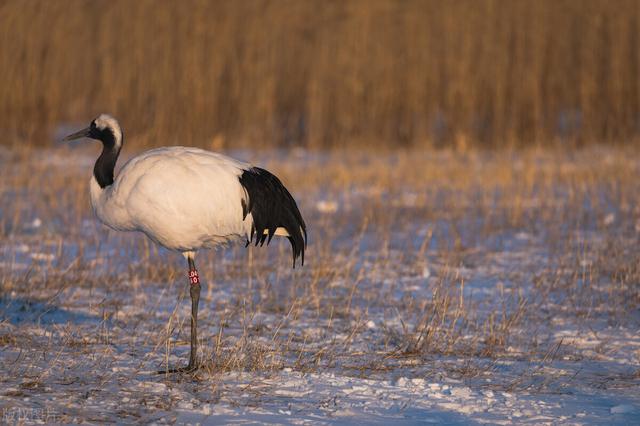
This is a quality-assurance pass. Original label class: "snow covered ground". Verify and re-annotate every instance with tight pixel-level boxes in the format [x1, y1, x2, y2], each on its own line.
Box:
[1, 147, 639, 424]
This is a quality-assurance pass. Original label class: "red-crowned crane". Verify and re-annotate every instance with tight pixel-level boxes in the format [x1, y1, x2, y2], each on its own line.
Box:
[63, 114, 307, 373]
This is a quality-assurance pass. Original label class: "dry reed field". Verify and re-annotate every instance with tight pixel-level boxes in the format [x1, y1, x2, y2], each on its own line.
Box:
[0, 144, 639, 423]
[1, 0, 640, 148]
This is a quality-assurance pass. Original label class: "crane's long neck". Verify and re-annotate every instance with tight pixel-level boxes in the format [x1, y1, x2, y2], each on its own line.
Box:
[93, 129, 123, 188]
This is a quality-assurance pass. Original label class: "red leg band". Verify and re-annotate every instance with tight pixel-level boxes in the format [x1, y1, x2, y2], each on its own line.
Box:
[188, 269, 200, 285]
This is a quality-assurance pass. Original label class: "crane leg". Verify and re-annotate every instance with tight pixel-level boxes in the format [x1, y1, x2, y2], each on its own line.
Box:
[158, 255, 201, 374]
[186, 256, 201, 371]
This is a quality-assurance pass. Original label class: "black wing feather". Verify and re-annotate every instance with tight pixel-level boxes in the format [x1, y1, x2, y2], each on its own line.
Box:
[239, 167, 307, 267]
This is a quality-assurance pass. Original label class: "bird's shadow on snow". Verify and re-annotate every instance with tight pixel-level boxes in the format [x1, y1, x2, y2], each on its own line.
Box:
[0, 296, 101, 326]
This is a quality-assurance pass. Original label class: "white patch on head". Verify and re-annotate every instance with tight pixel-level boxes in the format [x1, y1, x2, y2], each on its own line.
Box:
[93, 114, 123, 145]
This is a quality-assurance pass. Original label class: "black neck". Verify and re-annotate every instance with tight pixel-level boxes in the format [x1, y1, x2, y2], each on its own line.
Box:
[93, 128, 122, 188]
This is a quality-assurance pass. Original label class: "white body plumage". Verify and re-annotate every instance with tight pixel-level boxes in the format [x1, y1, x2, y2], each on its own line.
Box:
[90, 147, 253, 251]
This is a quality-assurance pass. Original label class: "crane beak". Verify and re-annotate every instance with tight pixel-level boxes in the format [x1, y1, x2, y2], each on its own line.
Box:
[62, 127, 91, 142]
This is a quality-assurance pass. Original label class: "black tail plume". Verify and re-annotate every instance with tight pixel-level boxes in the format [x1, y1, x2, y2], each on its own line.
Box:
[239, 167, 307, 267]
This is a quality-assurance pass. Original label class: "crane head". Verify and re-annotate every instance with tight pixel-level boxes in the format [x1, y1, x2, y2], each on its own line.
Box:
[62, 114, 123, 148]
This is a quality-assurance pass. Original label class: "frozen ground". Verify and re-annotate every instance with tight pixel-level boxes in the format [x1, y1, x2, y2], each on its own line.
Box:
[0, 146, 639, 424]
